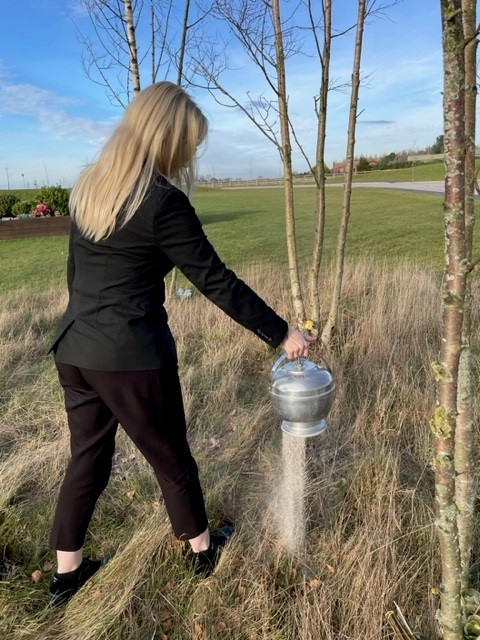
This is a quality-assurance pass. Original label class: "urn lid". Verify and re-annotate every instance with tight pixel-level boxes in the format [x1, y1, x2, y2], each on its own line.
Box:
[270, 356, 335, 396]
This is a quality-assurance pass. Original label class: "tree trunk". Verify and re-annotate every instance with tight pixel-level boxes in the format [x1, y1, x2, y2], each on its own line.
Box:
[177, 0, 191, 86]
[125, 0, 141, 94]
[272, 0, 306, 327]
[455, 0, 477, 591]
[150, 1, 156, 83]
[308, 0, 332, 331]
[169, 0, 192, 298]
[321, 0, 366, 344]
[432, 2, 466, 637]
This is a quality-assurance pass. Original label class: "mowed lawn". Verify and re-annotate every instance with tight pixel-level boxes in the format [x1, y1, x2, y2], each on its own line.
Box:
[0, 186, 474, 293]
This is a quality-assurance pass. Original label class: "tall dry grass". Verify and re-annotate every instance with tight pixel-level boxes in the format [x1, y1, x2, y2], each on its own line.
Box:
[0, 260, 478, 639]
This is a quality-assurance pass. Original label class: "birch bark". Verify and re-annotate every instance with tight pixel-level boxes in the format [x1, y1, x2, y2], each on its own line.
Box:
[307, 0, 332, 331]
[455, 0, 477, 590]
[321, 0, 366, 345]
[124, 0, 141, 94]
[272, 0, 306, 327]
[432, 2, 466, 637]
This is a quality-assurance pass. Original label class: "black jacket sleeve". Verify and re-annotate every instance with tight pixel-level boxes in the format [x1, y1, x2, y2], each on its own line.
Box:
[154, 187, 288, 348]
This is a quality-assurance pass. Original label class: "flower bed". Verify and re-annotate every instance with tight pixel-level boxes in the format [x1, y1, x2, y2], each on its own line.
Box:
[0, 216, 71, 240]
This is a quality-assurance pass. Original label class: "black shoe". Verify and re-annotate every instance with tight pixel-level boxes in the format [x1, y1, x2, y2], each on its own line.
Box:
[191, 525, 234, 577]
[48, 556, 107, 607]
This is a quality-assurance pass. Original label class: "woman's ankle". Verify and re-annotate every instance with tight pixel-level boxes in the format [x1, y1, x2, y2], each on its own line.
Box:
[56, 548, 83, 574]
[188, 528, 210, 553]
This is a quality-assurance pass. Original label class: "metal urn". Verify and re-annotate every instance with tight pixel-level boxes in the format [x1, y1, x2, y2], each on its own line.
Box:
[270, 355, 335, 437]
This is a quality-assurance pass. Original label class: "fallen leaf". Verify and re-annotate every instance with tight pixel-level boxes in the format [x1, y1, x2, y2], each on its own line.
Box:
[217, 621, 227, 631]
[126, 490, 136, 500]
[42, 562, 54, 572]
[308, 579, 321, 589]
[326, 564, 336, 575]
[193, 622, 204, 638]
[165, 581, 176, 591]
[31, 570, 42, 583]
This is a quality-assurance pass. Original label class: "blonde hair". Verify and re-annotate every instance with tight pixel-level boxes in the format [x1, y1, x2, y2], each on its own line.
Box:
[69, 82, 208, 241]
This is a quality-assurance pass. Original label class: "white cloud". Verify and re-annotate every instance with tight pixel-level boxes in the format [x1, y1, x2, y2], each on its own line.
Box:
[0, 78, 115, 145]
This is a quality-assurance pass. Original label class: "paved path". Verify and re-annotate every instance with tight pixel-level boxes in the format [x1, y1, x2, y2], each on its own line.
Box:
[329, 180, 445, 195]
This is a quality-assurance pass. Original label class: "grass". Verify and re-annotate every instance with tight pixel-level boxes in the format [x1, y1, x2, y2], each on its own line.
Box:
[329, 159, 480, 183]
[328, 161, 446, 183]
[0, 189, 40, 200]
[2, 260, 479, 639]
[1, 186, 479, 638]
[2, 186, 477, 293]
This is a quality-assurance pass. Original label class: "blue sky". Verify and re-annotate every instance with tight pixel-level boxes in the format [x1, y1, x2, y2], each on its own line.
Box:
[0, 0, 449, 188]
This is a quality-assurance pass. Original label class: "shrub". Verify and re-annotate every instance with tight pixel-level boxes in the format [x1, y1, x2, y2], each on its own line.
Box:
[357, 156, 372, 172]
[35, 185, 70, 216]
[12, 200, 36, 217]
[0, 193, 20, 217]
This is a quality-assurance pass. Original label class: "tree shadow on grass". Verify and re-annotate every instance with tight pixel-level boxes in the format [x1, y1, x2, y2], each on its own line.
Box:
[199, 210, 256, 226]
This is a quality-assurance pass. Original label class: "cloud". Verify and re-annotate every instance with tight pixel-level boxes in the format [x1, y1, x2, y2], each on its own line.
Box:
[358, 120, 395, 125]
[0, 76, 114, 146]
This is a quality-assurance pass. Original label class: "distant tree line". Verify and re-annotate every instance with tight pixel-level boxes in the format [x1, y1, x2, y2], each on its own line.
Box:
[333, 134, 446, 174]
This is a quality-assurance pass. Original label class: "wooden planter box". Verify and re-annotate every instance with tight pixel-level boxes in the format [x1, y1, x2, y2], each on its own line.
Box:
[0, 216, 71, 240]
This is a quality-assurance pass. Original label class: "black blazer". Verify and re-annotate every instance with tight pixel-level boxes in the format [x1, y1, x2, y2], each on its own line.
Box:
[50, 175, 288, 371]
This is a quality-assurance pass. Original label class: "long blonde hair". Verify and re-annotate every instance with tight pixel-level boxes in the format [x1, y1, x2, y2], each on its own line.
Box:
[69, 82, 208, 241]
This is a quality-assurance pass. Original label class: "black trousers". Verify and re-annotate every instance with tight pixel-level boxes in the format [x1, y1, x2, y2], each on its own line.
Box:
[50, 362, 208, 551]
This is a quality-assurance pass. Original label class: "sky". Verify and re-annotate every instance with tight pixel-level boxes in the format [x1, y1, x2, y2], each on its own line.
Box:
[0, 0, 453, 188]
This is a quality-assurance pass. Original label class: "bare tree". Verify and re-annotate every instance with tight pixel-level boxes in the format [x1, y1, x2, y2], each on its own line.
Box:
[305, 0, 332, 332]
[74, 0, 146, 107]
[455, 0, 478, 591]
[190, 0, 306, 325]
[74, 0, 203, 107]
[177, 0, 191, 86]
[320, 0, 366, 345]
[431, 1, 467, 637]
[272, 0, 306, 326]
[125, 0, 141, 93]
[319, 0, 399, 345]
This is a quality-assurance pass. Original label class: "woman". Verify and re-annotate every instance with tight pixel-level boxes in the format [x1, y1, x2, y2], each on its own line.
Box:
[48, 81, 315, 606]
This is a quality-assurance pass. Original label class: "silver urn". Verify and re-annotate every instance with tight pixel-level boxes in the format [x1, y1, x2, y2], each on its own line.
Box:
[270, 355, 335, 437]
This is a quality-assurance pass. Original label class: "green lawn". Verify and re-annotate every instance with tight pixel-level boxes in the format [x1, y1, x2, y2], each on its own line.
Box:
[328, 159, 480, 183]
[0, 188, 41, 199]
[329, 162, 445, 183]
[1, 186, 475, 293]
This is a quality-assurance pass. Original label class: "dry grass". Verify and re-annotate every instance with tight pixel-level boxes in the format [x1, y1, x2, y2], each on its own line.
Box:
[0, 260, 479, 639]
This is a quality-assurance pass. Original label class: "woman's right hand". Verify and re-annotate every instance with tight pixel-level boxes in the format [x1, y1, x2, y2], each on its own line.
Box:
[281, 325, 317, 359]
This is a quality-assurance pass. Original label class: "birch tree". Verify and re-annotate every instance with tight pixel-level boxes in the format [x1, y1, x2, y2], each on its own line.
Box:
[320, 0, 366, 344]
[304, 0, 332, 331]
[124, 0, 141, 93]
[455, 0, 477, 590]
[431, 1, 468, 637]
[74, 0, 201, 107]
[272, 0, 305, 325]
[74, 0, 147, 107]
[190, 0, 306, 325]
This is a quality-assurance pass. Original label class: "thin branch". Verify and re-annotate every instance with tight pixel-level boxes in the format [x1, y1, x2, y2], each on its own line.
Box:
[466, 255, 480, 272]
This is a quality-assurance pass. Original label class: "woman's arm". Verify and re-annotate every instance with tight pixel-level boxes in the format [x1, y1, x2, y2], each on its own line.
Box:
[154, 187, 288, 348]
